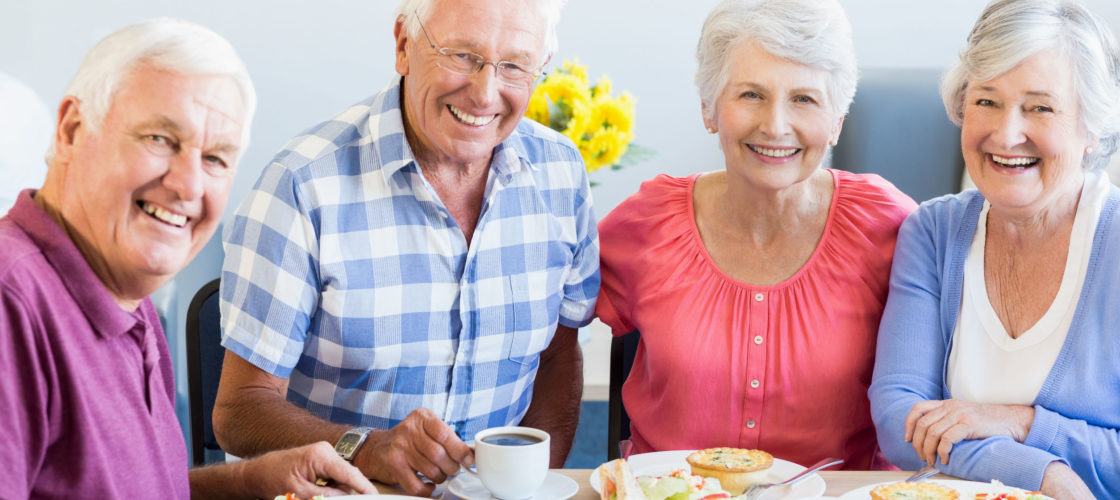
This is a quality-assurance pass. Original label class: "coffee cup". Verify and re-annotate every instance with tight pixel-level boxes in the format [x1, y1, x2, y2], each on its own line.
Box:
[463, 426, 550, 499]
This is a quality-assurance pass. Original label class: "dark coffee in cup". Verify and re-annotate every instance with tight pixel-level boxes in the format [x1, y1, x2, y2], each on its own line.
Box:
[480, 433, 544, 446]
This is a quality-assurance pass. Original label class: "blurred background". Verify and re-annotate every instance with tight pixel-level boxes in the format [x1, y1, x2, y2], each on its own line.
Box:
[3, 0, 1119, 467]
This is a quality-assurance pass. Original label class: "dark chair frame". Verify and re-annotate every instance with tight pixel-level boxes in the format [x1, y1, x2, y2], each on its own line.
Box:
[606, 329, 640, 460]
[186, 277, 224, 466]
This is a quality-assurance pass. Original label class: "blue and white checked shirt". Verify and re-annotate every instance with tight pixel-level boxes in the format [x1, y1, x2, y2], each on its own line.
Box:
[220, 78, 599, 440]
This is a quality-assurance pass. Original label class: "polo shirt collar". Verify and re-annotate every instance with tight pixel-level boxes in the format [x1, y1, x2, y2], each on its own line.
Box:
[370, 77, 529, 187]
[8, 190, 144, 339]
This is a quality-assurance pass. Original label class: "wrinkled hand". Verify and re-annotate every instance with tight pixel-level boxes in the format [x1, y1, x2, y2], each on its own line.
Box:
[1040, 462, 1095, 500]
[239, 441, 377, 498]
[905, 399, 1034, 465]
[354, 408, 473, 496]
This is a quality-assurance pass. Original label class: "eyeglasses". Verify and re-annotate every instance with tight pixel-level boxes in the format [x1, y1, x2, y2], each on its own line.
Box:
[414, 11, 543, 89]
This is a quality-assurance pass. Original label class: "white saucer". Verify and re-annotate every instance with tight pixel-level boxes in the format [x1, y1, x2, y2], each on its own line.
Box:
[446, 471, 578, 500]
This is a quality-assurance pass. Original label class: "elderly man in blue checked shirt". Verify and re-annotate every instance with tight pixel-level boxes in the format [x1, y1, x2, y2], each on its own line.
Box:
[213, 0, 599, 495]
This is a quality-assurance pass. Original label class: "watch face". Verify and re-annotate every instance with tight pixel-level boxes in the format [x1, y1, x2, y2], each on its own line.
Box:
[336, 437, 358, 458]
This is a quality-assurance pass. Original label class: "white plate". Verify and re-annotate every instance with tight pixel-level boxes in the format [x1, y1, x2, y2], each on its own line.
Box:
[589, 450, 827, 499]
[837, 479, 1049, 499]
[327, 493, 432, 497]
[446, 471, 579, 500]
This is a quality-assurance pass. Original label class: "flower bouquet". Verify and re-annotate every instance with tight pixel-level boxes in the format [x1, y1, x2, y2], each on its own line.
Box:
[526, 60, 655, 175]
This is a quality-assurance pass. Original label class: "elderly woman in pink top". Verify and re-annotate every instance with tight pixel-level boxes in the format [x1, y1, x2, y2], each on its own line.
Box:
[596, 0, 916, 469]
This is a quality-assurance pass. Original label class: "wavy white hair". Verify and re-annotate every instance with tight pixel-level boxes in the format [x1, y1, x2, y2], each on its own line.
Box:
[941, 0, 1120, 170]
[695, 0, 858, 122]
[393, 0, 566, 64]
[47, 18, 256, 163]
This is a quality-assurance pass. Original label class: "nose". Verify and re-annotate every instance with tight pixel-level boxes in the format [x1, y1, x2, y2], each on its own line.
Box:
[163, 151, 205, 202]
[466, 63, 502, 107]
[990, 109, 1028, 149]
[759, 102, 792, 138]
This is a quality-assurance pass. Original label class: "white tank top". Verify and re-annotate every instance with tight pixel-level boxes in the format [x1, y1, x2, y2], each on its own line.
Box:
[947, 170, 1108, 404]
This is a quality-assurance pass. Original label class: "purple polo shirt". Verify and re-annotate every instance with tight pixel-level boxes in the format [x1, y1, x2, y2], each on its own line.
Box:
[0, 190, 189, 499]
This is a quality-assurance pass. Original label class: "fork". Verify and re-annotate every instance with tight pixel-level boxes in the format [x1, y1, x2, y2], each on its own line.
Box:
[741, 457, 843, 500]
[905, 464, 940, 482]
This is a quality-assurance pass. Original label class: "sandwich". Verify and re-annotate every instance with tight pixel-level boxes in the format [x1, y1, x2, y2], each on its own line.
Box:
[597, 459, 645, 500]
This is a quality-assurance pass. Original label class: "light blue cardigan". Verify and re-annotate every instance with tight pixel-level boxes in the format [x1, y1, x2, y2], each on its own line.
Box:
[869, 187, 1120, 497]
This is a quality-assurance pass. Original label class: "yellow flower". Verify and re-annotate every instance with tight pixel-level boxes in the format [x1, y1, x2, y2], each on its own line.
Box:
[584, 128, 630, 172]
[560, 59, 589, 86]
[589, 93, 635, 140]
[524, 59, 645, 175]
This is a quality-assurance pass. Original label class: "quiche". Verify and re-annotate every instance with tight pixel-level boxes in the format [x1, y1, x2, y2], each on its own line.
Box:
[685, 447, 773, 495]
[870, 481, 960, 500]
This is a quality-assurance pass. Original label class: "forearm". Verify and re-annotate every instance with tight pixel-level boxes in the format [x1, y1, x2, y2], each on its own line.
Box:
[519, 325, 583, 467]
[212, 351, 350, 458]
[188, 462, 252, 500]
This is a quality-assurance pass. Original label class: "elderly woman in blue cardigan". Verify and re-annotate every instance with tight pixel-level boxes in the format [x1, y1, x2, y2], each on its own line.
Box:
[869, 0, 1120, 498]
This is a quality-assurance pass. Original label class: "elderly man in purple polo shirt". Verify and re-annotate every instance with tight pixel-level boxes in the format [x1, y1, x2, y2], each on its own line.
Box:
[0, 19, 376, 499]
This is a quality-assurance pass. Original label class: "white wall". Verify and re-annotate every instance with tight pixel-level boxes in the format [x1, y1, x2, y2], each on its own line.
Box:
[3, 1, 1119, 413]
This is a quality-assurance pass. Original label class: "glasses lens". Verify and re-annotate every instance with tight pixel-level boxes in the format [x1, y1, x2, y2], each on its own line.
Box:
[438, 49, 482, 75]
[497, 66, 536, 88]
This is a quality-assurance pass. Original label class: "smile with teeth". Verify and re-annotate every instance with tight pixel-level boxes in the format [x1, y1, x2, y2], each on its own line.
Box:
[448, 105, 497, 126]
[748, 144, 800, 158]
[139, 201, 188, 228]
[990, 153, 1040, 168]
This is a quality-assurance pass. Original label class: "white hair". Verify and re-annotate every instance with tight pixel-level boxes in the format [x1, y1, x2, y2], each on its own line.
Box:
[941, 0, 1120, 170]
[47, 18, 256, 163]
[695, 0, 858, 122]
[393, 0, 566, 63]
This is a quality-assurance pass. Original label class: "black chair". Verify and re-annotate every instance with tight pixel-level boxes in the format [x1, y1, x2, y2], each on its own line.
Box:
[606, 329, 640, 460]
[186, 278, 226, 466]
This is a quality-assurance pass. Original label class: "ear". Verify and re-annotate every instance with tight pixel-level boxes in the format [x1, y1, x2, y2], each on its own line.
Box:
[53, 96, 83, 163]
[394, 16, 411, 77]
[701, 101, 716, 133]
[829, 115, 845, 146]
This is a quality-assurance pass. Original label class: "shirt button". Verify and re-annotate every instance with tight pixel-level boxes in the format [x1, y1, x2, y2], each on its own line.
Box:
[754, 293, 764, 302]
[750, 379, 760, 388]
[753, 335, 763, 345]
[746, 419, 757, 429]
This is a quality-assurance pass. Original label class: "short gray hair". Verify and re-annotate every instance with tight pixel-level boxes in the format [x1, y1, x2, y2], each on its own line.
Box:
[695, 0, 858, 122]
[941, 0, 1120, 170]
[393, 0, 566, 64]
[47, 18, 256, 163]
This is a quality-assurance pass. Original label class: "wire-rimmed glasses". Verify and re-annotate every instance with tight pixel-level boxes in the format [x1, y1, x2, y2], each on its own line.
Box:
[413, 11, 543, 89]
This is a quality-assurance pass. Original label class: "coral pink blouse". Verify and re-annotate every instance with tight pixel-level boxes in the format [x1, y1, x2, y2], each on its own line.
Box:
[596, 170, 916, 470]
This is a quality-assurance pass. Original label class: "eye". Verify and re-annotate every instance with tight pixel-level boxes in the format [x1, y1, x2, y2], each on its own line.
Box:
[741, 91, 761, 100]
[498, 61, 528, 74]
[974, 98, 996, 107]
[1030, 104, 1054, 113]
[793, 95, 817, 105]
[203, 154, 229, 168]
[142, 134, 178, 154]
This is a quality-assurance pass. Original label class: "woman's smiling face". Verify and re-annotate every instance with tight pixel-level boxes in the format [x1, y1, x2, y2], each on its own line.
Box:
[705, 41, 843, 191]
[961, 49, 1096, 216]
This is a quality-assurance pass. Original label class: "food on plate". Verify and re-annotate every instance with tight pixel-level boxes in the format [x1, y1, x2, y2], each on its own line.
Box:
[596, 458, 731, 500]
[685, 447, 773, 495]
[869, 481, 959, 500]
[273, 494, 324, 500]
[972, 480, 1052, 500]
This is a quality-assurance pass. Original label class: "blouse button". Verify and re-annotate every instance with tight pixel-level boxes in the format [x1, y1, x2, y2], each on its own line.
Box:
[754, 293, 764, 302]
[746, 419, 757, 429]
[750, 379, 760, 388]
[753, 335, 763, 345]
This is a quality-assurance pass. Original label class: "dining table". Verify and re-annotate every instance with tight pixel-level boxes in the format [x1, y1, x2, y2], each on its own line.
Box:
[372, 469, 960, 499]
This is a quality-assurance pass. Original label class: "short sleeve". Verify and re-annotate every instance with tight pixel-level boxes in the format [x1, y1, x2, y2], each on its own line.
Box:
[219, 162, 321, 377]
[0, 288, 49, 498]
[557, 172, 601, 328]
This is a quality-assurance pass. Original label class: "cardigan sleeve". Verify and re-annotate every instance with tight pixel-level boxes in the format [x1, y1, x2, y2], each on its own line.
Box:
[869, 200, 1061, 490]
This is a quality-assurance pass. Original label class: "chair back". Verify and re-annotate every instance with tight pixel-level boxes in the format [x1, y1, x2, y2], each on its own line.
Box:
[832, 68, 965, 202]
[607, 329, 640, 459]
[186, 278, 225, 466]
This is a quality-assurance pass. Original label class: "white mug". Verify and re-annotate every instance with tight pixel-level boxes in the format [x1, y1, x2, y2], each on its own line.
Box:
[463, 426, 550, 500]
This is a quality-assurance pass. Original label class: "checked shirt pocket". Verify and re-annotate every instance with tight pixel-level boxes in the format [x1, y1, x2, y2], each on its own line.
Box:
[503, 274, 556, 366]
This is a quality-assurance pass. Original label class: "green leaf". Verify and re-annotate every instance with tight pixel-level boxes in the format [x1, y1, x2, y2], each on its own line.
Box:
[614, 143, 658, 168]
[547, 98, 569, 131]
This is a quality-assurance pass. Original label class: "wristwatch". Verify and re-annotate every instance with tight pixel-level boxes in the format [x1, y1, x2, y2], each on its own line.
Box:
[334, 426, 374, 461]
